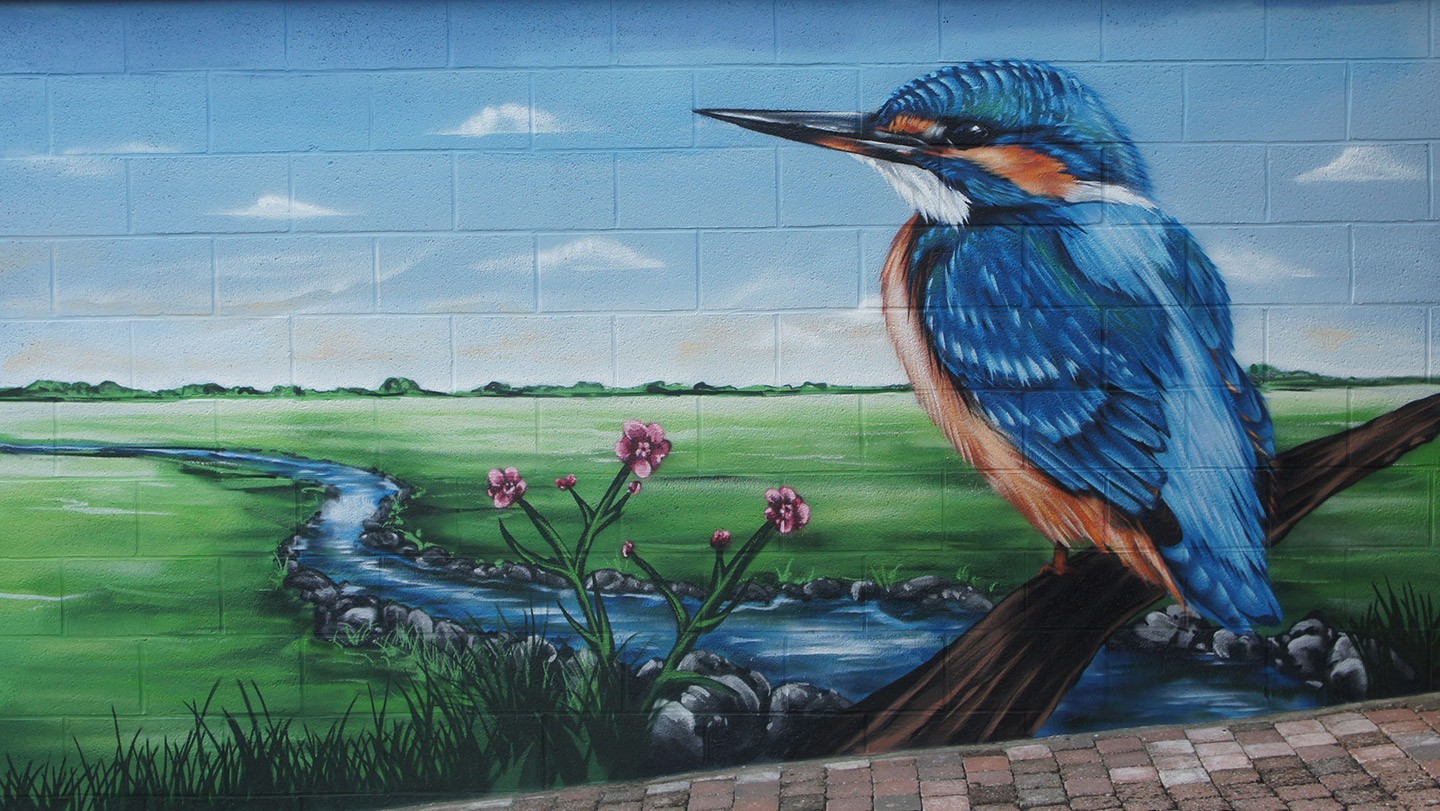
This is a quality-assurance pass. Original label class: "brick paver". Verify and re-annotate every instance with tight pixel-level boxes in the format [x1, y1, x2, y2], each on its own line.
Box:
[392, 693, 1440, 811]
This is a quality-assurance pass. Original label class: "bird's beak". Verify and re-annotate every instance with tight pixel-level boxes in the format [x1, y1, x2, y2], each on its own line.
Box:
[695, 109, 923, 164]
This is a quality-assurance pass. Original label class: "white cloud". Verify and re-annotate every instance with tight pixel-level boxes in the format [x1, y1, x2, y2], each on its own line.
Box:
[433, 103, 577, 136]
[1207, 246, 1317, 281]
[1295, 146, 1426, 183]
[220, 194, 352, 219]
[537, 237, 665, 272]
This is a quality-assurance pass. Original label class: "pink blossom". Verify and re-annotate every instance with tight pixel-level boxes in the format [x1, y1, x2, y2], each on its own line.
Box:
[764, 486, 811, 534]
[486, 467, 527, 509]
[621, 540, 636, 559]
[627, 480, 642, 496]
[615, 420, 671, 478]
[555, 474, 577, 491]
[710, 530, 732, 551]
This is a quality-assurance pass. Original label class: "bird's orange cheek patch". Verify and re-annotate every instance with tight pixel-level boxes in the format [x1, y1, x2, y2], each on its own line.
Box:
[945, 145, 1078, 199]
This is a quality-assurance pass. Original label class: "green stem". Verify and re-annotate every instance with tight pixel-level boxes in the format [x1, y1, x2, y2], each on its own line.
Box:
[575, 465, 632, 571]
[641, 523, 776, 710]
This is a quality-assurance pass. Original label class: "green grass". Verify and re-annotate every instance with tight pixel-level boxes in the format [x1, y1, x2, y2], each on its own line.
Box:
[0, 386, 1436, 770]
[0, 630, 649, 810]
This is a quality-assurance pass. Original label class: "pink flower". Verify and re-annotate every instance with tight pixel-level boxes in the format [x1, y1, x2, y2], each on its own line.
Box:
[764, 486, 811, 534]
[621, 540, 636, 559]
[555, 474, 577, 491]
[627, 480, 642, 496]
[615, 420, 671, 478]
[486, 467, 527, 509]
[710, 530, 732, 551]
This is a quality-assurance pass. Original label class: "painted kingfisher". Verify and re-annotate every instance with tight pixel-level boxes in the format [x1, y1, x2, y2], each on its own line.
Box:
[699, 60, 1281, 632]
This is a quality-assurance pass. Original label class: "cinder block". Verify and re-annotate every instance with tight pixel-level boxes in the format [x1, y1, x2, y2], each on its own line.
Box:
[0, 77, 47, 155]
[1146, 144, 1267, 225]
[55, 238, 212, 316]
[538, 231, 696, 312]
[1102, 0, 1263, 60]
[125, 2, 285, 70]
[1230, 305, 1265, 368]
[130, 155, 290, 235]
[1071, 64, 1183, 144]
[531, 69, 694, 149]
[210, 73, 370, 153]
[0, 560, 64, 635]
[0, 320, 132, 387]
[1268, 144, 1429, 223]
[379, 234, 535, 313]
[1185, 64, 1346, 142]
[285, 0, 446, 69]
[1267, 0, 1429, 59]
[616, 149, 776, 228]
[779, 146, 913, 227]
[1351, 62, 1440, 140]
[457, 152, 614, 231]
[1188, 225, 1351, 305]
[372, 71, 532, 150]
[861, 63, 948, 106]
[216, 235, 375, 316]
[694, 68, 860, 147]
[291, 154, 453, 232]
[700, 228, 860, 311]
[449, 0, 611, 67]
[454, 314, 614, 387]
[0, 5, 125, 73]
[0, 157, 127, 236]
[61, 558, 221, 636]
[1267, 306, 1427, 378]
[51, 74, 207, 155]
[292, 315, 452, 390]
[0, 241, 51, 318]
[11, 639, 141, 715]
[942, 0, 1101, 62]
[1353, 224, 1440, 305]
[776, 0, 939, 64]
[133, 316, 290, 388]
[616, 0, 774, 64]
[778, 310, 901, 386]
[615, 313, 776, 386]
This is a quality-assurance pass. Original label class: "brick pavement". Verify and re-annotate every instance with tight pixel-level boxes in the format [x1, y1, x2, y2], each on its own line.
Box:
[394, 693, 1440, 811]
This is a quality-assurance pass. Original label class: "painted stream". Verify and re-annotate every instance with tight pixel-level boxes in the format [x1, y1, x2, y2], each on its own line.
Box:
[0, 442, 1323, 737]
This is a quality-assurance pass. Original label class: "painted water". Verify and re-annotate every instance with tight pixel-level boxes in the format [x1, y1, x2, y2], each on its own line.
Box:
[0, 442, 1321, 738]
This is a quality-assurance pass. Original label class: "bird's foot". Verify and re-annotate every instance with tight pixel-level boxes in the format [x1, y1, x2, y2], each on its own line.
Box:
[1039, 544, 1070, 577]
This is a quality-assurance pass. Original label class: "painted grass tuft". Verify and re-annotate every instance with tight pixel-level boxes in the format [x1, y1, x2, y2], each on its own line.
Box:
[1, 630, 649, 810]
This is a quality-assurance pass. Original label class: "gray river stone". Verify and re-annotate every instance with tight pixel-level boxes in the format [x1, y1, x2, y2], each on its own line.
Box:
[765, 682, 852, 758]
[1329, 657, 1368, 701]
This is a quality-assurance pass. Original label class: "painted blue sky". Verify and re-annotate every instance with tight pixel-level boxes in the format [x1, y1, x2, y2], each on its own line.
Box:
[0, 0, 1437, 389]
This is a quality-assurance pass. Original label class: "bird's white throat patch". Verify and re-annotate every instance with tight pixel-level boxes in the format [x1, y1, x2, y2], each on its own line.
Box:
[856, 156, 971, 226]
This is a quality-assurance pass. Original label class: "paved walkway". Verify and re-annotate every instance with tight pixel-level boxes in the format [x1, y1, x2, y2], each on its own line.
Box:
[401, 693, 1440, 810]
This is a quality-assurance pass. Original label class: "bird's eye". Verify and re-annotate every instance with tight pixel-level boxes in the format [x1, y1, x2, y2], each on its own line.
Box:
[936, 120, 993, 147]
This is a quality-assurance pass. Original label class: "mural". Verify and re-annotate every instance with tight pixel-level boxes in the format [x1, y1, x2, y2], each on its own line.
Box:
[1, 2, 1438, 808]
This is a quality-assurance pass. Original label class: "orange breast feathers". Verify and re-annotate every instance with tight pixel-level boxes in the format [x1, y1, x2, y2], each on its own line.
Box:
[878, 216, 1181, 599]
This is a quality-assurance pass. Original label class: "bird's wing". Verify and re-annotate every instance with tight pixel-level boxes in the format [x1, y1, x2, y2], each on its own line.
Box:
[921, 202, 1278, 627]
[920, 211, 1180, 517]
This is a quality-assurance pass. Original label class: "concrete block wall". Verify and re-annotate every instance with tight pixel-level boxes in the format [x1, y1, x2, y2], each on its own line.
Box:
[0, 0, 1436, 391]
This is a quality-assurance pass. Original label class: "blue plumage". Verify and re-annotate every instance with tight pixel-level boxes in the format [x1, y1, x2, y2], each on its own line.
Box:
[919, 202, 1280, 630]
[698, 59, 1283, 632]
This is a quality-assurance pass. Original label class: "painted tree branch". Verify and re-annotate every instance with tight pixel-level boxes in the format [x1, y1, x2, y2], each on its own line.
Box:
[796, 392, 1440, 758]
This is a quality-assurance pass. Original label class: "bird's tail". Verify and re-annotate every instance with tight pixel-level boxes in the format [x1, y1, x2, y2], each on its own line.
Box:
[1155, 465, 1282, 634]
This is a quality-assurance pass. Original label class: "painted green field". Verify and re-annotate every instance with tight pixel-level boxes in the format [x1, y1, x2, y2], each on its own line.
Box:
[0, 386, 1436, 763]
